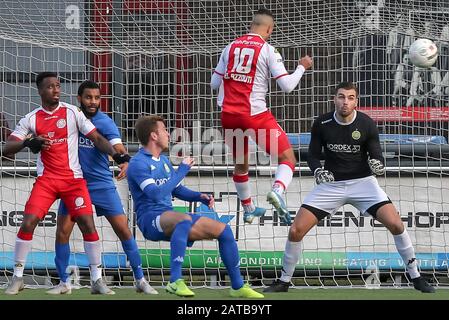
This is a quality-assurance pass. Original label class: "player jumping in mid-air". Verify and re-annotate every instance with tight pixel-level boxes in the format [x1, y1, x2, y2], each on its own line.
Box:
[3, 73, 126, 295]
[210, 8, 313, 226]
[127, 115, 264, 298]
[46, 81, 157, 295]
[264, 82, 435, 293]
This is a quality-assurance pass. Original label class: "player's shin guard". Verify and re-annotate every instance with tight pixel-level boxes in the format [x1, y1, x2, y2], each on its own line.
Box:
[170, 219, 192, 283]
[14, 230, 33, 277]
[121, 238, 144, 280]
[272, 162, 294, 195]
[83, 233, 102, 282]
[55, 243, 71, 283]
[280, 240, 302, 283]
[393, 229, 420, 279]
[233, 173, 255, 213]
[218, 225, 244, 290]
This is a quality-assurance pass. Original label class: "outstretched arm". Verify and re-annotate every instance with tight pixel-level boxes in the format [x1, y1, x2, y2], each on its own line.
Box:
[172, 185, 214, 208]
[268, 44, 313, 93]
[88, 130, 116, 157]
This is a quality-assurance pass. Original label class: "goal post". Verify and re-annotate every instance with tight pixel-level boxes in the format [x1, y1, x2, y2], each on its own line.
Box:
[0, 0, 449, 289]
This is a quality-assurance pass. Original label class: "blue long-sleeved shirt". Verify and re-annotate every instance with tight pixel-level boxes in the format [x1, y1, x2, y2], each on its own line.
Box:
[127, 149, 205, 224]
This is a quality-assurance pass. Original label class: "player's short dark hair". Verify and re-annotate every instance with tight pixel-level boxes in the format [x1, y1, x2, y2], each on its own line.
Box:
[135, 115, 166, 146]
[36, 72, 58, 89]
[335, 82, 359, 97]
[78, 80, 100, 96]
[254, 8, 274, 19]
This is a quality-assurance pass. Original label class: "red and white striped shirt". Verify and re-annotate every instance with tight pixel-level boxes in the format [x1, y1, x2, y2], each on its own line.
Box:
[10, 102, 96, 179]
[213, 33, 289, 116]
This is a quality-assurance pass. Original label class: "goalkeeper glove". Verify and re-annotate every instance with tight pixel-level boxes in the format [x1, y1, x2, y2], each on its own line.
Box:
[368, 158, 385, 175]
[314, 167, 334, 184]
[23, 137, 44, 154]
[112, 153, 131, 164]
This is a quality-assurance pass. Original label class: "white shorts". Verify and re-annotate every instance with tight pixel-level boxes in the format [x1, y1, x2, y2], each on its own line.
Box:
[302, 175, 391, 220]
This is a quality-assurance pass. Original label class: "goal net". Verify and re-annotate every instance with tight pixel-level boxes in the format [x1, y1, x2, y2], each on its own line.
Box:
[0, 0, 448, 289]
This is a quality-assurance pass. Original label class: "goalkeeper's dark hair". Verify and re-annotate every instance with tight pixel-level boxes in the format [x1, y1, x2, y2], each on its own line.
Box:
[36, 72, 58, 89]
[335, 81, 359, 97]
[78, 80, 100, 96]
[135, 115, 166, 146]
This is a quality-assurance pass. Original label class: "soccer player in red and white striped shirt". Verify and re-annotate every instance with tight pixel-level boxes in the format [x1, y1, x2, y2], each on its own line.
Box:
[211, 9, 313, 225]
[3, 72, 126, 295]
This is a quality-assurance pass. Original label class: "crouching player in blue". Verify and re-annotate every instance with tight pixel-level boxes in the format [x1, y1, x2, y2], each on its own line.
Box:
[47, 81, 157, 295]
[127, 115, 264, 298]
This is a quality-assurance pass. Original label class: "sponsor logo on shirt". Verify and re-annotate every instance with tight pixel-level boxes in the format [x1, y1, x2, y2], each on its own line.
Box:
[155, 178, 169, 186]
[47, 132, 55, 138]
[234, 39, 263, 47]
[79, 136, 94, 148]
[50, 137, 68, 145]
[327, 143, 361, 153]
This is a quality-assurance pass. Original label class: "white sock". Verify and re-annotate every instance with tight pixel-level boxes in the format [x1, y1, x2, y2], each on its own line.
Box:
[393, 229, 420, 279]
[84, 240, 102, 282]
[273, 164, 293, 195]
[280, 240, 302, 283]
[13, 238, 32, 277]
[233, 173, 255, 213]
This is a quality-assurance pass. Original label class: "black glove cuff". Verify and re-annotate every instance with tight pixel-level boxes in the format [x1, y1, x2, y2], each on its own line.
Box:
[112, 153, 131, 164]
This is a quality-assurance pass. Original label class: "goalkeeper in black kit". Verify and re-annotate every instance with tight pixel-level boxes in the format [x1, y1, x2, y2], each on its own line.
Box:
[264, 82, 434, 293]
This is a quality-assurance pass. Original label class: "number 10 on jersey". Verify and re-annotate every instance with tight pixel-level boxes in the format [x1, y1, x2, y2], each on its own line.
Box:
[231, 47, 255, 74]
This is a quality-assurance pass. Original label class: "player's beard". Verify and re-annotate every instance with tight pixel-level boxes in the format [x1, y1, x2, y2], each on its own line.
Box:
[80, 103, 99, 118]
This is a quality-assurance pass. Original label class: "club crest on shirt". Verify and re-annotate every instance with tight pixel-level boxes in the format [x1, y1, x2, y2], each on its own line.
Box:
[164, 163, 170, 173]
[352, 129, 361, 140]
[56, 119, 66, 128]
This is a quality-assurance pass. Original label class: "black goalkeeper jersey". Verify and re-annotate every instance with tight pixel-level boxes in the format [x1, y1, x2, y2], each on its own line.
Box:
[307, 110, 384, 181]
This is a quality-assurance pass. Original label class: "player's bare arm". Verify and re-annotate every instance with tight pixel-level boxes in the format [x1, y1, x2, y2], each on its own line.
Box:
[3, 134, 51, 155]
[88, 130, 130, 165]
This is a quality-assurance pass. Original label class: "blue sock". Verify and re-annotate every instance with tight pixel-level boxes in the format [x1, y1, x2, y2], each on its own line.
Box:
[55, 242, 70, 283]
[170, 219, 192, 283]
[218, 225, 244, 290]
[121, 238, 144, 281]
